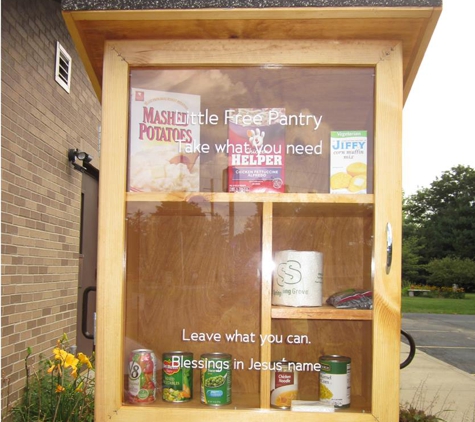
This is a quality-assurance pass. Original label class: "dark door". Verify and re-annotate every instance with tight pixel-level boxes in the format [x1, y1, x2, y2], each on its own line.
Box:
[76, 171, 98, 355]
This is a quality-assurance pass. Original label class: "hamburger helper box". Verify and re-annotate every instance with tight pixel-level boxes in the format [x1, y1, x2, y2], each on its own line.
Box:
[227, 108, 286, 193]
[330, 130, 368, 194]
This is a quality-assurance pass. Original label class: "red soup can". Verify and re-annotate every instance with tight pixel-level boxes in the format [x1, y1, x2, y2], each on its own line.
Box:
[128, 349, 158, 404]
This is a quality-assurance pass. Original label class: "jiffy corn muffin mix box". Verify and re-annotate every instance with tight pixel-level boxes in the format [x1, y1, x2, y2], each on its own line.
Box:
[330, 130, 368, 194]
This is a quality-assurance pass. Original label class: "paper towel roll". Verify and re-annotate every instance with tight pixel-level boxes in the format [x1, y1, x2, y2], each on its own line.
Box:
[272, 250, 323, 307]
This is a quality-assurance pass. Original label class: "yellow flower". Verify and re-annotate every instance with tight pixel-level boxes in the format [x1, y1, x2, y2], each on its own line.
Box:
[63, 353, 79, 369]
[53, 347, 63, 361]
[53, 348, 79, 369]
[55, 385, 65, 393]
[78, 353, 93, 369]
[75, 382, 84, 392]
[71, 367, 78, 379]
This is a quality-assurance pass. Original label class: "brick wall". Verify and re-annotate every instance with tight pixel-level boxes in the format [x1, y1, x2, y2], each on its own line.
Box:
[1, 0, 101, 412]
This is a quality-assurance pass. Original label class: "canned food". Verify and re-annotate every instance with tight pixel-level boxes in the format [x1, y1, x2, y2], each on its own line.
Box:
[162, 351, 193, 402]
[270, 360, 298, 409]
[128, 349, 158, 404]
[319, 355, 351, 408]
[200, 353, 232, 406]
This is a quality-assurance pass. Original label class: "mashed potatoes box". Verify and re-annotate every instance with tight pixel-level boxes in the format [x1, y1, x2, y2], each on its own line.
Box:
[128, 88, 201, 192]
[330, 130, 368, 194]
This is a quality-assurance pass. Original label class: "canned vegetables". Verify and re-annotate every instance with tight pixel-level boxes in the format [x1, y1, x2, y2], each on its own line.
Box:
[319, 355, 351, 408]
[162, 351, 193, 402]
[128, 349, 158, 404]
[200, 353, 232, 406]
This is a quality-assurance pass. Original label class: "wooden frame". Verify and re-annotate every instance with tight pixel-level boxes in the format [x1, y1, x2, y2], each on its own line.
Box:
[96, 39, 402, 422]
[62, 7, 440, 102]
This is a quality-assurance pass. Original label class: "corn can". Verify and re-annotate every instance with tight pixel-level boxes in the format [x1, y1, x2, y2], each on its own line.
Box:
[270, 360, 298, 409]
[319, 355, 351, 408]
[200, 353, 232, 406]
[128, 349, 157, 404]
[162, 351, 193, 402]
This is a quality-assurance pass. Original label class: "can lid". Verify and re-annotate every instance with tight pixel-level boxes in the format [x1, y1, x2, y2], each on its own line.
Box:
[201, 352, 232, 359]
[319, 355, 351, 362]
[163, 351, 193, 356]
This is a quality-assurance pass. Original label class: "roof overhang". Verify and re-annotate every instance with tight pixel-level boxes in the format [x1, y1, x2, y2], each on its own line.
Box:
[61, 3, 442, 103]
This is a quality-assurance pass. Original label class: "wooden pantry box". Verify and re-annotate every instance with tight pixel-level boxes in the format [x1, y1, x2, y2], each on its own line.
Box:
[61, 1, 442, 421]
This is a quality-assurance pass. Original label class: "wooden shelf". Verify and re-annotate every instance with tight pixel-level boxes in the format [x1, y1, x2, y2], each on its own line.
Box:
[271, 305, 373, 321]
[118, 403, 376, 422]
[123, 392, 260, 410]
[122, 393, 371, 413]
[126, 191, 374, 205]
[125, 192, 374, 219]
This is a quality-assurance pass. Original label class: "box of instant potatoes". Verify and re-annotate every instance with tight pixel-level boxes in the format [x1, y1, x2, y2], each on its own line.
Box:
[330, 130, 368, 194]
[128, 88, 201, 192]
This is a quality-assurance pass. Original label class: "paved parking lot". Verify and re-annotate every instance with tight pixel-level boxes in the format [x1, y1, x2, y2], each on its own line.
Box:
[402, 313, 475, 374]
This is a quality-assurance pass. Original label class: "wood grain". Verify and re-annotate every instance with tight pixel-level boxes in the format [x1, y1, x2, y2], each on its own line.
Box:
[63, 7, 441, 101]
[95, 44, 129, 418]
[94, 37, 404, 422]
[370, 41, 403, 422]
[125, 202, 262, 395]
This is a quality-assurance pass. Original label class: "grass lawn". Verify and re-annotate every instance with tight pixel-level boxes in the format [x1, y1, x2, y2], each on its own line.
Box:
[401, 292, 475, 314]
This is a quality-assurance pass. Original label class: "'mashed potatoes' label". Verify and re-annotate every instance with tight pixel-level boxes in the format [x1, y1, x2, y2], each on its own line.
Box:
[128, 88, 201, 192]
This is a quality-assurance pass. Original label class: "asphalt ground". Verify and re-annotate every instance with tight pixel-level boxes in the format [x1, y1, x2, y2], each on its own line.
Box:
[402, 313, 475, 375]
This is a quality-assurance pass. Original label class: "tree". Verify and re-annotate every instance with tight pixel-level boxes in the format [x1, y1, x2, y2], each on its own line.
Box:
[402, 194, 428, 284]
[401, 236, 424, 284]
[404, 165, 475, 262]
[426, 257, 475, 292]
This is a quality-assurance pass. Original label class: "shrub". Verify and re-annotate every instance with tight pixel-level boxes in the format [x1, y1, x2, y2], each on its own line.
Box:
[400, 406, 446, 421]
[426, 257, 475, 293]
[406, 283, 465, 299]
[399, 380, 453, 422]
[439, 286, 466, 299]
[11, 334, 95, 422]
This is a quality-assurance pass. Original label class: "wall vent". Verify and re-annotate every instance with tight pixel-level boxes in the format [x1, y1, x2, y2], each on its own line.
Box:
[55, 42, 72, 93]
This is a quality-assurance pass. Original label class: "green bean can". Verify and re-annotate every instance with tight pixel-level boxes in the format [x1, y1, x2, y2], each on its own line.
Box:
[200, 353, 232, 406]
[162, 352, 193, 402]
[319, 355, 351, 408]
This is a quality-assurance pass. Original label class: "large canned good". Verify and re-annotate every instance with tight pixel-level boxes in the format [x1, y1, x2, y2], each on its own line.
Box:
[319, 355, 351, 408]
[200, 353, 232, 406]
[270, 360, 298, 409]
[128, 349, 158, 404]
[162, 351, 193, 402]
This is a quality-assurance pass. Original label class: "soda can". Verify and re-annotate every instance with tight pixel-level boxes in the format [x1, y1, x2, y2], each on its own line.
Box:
[128, 349, 158, 404]
[200, 353, 232, 406]
[270, 360, 298, 409]
[162, 351, 193, 402]
[319, 355, 351, 408]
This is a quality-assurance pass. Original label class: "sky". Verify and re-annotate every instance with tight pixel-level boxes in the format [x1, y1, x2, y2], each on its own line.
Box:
[402, 0, 475, 195]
